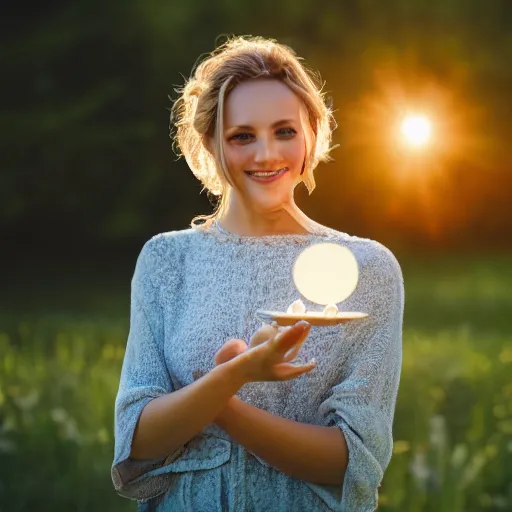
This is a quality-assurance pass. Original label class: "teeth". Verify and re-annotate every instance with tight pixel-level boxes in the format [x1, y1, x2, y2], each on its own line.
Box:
[249, 168, 286, 177]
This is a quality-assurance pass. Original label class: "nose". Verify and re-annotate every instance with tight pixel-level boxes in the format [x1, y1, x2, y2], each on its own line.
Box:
[253, 136, 280, 167]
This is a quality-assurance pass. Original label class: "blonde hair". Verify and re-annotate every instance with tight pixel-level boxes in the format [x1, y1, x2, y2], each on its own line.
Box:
[170, 35, 336, 229]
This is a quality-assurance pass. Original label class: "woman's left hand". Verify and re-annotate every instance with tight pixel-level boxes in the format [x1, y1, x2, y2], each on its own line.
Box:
[215, 323, 277, 365]
[215, 338, 249, 365]
[193, 325, 288, 380]
[215, 323, 302, 366]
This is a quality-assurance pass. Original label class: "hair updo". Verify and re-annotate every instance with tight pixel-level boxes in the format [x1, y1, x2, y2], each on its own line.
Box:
[170, 35, 336, 228]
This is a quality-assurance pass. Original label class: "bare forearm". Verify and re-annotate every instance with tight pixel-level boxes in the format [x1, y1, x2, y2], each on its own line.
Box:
[215, 397, 348, 485]
[131, 361, 243, 460]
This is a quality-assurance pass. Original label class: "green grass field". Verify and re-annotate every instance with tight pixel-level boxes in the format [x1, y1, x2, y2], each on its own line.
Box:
[1, 253, 510, 511]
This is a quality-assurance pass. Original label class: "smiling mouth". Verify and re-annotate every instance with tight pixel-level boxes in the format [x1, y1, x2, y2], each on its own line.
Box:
[244, 167, 289, 177]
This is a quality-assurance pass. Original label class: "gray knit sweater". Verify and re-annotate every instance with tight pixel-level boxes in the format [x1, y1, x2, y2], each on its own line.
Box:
[111, 221, 404, 512]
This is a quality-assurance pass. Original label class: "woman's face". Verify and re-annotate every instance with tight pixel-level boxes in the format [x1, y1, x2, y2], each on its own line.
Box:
[221, 79, 307, 213]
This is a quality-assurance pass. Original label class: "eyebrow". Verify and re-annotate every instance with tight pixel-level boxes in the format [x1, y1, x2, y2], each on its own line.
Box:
[227, 119, 296, 131]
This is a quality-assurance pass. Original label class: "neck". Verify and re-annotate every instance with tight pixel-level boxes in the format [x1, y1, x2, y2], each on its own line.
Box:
[218, 195, 314, 236]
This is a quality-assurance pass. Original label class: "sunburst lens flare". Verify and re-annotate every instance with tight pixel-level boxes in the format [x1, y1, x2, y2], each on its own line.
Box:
[401, 115, 432, 147]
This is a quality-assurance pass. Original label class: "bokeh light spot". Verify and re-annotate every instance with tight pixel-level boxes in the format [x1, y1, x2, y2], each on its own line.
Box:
[292, 243, 359, 305]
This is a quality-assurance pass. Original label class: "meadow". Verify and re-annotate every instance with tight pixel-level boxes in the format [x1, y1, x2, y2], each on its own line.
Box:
[1, 253, 510, 511]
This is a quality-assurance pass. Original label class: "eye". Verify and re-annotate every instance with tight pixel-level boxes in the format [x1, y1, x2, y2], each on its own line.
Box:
[229, 132, 254, 142]
[277, 127, 297, 137]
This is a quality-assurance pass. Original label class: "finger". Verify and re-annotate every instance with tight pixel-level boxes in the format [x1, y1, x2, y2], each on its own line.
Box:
[283, 342, 304, 362]
[271, 321, 311, 355]
[272, 359, 317, 380]
[249, 324, 279, 348]
[215, 339, 248, 365]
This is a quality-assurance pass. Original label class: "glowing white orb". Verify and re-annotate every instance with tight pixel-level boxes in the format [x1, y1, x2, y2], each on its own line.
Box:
[292, 243, 359, 305]
[401, 115, 432, 147]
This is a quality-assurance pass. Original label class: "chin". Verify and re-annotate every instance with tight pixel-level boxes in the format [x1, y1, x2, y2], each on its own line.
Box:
[238, 176, 299, 212]
[250, 195, 291, 214]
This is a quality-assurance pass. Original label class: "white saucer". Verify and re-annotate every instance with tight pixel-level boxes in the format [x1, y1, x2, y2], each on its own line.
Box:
[256, 310, 369, 326]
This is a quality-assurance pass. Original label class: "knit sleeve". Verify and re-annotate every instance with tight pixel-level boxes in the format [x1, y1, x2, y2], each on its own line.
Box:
[308, 244, 404, 512]
[110, 235, 232, 502]
[110, 236, 179, 497]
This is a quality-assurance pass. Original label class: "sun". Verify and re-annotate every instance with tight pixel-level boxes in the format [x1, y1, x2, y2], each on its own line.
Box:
[401, 115, 432, 147]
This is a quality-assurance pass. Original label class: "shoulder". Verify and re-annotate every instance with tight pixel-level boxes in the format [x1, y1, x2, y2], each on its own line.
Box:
[133, 227, 204, 286]
[352, 236, 403, 293]
[356, 237, 403, 284]
[320, 225, 403, 290]
[137, 227, 203, 264]
[347, 235, 404, 303]
[321, 225, 402, 274]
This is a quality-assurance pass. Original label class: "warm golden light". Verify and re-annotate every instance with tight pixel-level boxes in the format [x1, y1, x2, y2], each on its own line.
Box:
[292, 243, 359, 305]
[401, 115, 432, 147]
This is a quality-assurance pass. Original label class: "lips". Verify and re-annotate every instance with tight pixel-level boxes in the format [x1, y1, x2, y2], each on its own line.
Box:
[244, 167, 289, 177]
[244, 167, 289, 183]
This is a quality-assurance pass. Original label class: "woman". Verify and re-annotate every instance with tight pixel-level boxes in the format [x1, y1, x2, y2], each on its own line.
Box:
[111, 36, 404, 511]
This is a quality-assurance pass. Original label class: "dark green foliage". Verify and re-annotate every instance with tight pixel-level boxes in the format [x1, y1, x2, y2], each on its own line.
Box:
[2, 1, 511, 252]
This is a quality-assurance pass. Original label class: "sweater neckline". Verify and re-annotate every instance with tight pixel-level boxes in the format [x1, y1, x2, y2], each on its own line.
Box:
[201, 219, 339, 245]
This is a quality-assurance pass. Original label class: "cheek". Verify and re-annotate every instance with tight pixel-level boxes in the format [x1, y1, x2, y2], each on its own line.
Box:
[283, 139, 306, 166]
[223, 145, 248, 171]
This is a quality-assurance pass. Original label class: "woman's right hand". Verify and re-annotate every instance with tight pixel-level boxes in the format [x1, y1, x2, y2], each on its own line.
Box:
[224, 321, 316, 385]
